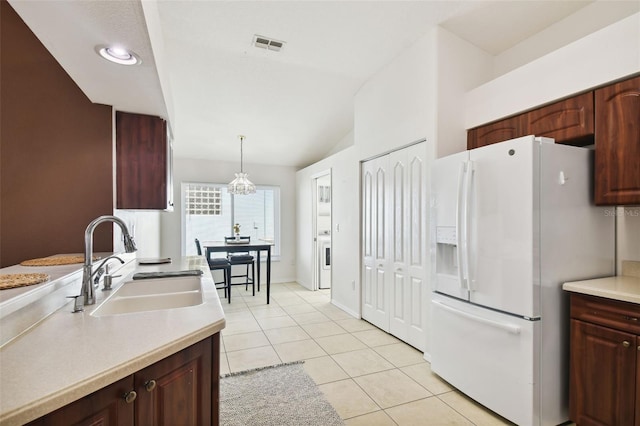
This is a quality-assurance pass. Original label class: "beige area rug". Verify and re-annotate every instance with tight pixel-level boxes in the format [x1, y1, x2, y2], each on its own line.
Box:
[220, 362, 344, 426]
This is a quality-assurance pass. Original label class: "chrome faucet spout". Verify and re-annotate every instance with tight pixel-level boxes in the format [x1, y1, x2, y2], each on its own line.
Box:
[79, 216, 137, 311]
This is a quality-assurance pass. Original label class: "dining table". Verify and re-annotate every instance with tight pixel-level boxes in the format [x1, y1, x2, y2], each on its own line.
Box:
[202, 240, 274, 304]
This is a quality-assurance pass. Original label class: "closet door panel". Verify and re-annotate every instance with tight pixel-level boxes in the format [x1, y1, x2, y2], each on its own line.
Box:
[362, 157, 390, 330]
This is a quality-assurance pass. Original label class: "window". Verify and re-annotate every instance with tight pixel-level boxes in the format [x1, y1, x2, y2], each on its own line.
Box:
[182, 182, 280, 258]
[185, 184, 221, 215]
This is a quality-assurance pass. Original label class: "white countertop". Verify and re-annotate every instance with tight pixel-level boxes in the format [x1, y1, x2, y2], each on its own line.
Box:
[0, 256, 225, 426]
[563, 275, 640, 304]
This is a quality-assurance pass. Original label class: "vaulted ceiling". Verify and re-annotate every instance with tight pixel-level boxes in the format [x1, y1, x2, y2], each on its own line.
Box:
[9, 1, 637, 168]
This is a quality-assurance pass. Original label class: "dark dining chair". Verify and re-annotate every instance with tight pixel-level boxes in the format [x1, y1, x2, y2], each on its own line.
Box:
[224, 236, 255, 296]
[195, 238, 230, 303]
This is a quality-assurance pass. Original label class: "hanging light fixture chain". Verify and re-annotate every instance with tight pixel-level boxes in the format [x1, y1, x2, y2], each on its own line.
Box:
[240, 136, 244, 173]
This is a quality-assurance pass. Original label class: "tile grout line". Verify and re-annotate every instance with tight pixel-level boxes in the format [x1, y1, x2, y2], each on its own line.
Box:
[219, 284, 505, 425]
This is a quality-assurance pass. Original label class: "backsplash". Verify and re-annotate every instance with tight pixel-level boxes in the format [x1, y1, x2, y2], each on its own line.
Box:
[622, 261, 640, 278]
[616, 206, 640, 273]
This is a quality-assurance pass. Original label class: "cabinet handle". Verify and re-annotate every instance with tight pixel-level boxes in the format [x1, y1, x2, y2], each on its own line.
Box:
[123, 390, 137, 404]
[144, 379, 157, 392]
[623, 341, 630, 348]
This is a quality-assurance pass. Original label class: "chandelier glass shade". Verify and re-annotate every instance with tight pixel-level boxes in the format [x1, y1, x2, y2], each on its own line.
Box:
[228, 136, 256, 195]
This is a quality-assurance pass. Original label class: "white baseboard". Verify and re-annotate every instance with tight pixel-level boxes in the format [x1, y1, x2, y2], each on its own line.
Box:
[331, 299, 359, 318]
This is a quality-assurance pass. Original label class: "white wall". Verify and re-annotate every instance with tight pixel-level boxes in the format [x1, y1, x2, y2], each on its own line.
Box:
[494, 2, 640, 77]
[162, 157, 297, 284]
[296, 146, 360, 317]
[435, 28, 493, 159]
[354, 29, 437, 160]
[617, 207, 640, 271]
[113, 210, 161, 258]
[465, 12, 640, 128]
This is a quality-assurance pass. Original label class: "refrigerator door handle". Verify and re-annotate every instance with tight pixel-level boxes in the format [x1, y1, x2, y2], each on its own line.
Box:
[455, 162, 467, 290]
[464, 161, 474, 291]
[432, 300, 521, 335]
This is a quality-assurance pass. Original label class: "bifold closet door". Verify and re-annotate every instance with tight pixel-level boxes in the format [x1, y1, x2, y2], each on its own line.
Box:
[362, 142, 427, 351]
[361, 155, 391, 331]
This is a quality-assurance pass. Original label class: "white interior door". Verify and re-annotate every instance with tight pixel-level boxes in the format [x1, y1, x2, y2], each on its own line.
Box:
[388, 143, 427, 350]
[361, 156, 390, 331]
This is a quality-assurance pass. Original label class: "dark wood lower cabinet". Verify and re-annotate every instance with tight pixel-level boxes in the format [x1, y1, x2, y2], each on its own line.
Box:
[569, 294, 640, 426]
[569, 319, 636, 425]
[135, 338, 212, 426]
[28, 334, 220, 426]
[26, 376, 134, 426]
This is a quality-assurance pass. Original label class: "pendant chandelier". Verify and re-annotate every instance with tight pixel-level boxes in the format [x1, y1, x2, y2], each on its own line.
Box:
[228, 135, 256, 195]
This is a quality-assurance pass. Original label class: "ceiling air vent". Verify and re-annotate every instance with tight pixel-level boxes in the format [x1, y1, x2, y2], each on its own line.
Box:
[253, 35, 285, 52]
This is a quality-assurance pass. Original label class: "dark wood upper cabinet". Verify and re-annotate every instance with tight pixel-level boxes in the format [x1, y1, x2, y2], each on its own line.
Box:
[528, 91, 594, 145]
[594, 75, 640, 205]
[116, 111, 173, 210]
[467, 91, 596, 150]
[467, 114, 527, 149]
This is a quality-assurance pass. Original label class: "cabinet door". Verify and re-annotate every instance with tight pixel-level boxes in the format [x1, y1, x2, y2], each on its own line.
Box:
[527, 91, 594, 145]
[594, 76, 640, 205]
[134, 338, 212, 426]
[27, 376, 134, 426]
[467, 114, 526, 149]
[116, 111, 169, 209]
[569, 319, 636, 426]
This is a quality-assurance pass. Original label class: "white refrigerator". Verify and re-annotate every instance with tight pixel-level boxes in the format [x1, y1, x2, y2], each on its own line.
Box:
[430, 135, 615, 426]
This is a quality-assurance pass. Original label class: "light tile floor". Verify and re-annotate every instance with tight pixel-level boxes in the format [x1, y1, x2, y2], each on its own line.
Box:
[218, 282, 514, 425]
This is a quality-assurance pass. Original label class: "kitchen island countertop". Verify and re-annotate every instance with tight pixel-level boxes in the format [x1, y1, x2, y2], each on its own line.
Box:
[0, 256, 225, 426]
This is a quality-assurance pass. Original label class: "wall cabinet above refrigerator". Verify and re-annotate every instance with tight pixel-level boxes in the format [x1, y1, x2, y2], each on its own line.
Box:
[468, 74, 640, 206]
[467, 91, 594, 150]
[116, 111, 174, 210]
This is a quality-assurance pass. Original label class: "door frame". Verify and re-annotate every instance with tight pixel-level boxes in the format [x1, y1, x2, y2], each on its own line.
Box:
[311, 169, 332, 292]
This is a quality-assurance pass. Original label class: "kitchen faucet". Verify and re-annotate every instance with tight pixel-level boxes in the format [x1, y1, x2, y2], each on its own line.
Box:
[75, 215, 137, 312]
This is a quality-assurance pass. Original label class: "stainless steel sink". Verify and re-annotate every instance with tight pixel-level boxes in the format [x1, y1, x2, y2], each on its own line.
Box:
[114, 276, 201, 297]
[91, 276, 203, 317]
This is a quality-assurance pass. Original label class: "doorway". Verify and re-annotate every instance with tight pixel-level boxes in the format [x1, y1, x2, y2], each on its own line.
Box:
[312, 171, 332, 291]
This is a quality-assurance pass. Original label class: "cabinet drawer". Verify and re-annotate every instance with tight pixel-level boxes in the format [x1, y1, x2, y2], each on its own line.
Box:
[570, 293, 640, 335]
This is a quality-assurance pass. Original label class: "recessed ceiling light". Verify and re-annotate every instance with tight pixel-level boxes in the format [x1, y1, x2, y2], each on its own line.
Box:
[97, 45, 141, 65]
